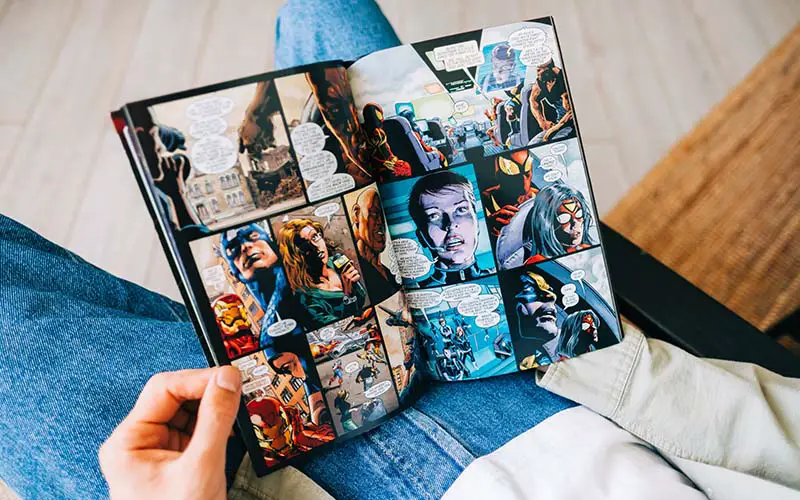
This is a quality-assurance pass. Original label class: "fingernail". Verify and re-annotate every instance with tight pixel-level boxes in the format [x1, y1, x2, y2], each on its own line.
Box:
[216, 367, 241, 392]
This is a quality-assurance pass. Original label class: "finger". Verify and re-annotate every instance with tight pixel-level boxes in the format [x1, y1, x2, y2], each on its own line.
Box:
[186, 366, 242, 462]
[128, 369, 215, 424]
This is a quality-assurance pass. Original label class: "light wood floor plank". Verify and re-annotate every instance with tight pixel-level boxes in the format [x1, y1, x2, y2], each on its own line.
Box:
[630, 0, 729, 137]
[0, 0, 150, 244]
[573, 0, 681, 187]
[0, 0, 76, 124]
[195, 0, 279, 83]
[689, 0, 771, 84]
[68, 0, 215, 292]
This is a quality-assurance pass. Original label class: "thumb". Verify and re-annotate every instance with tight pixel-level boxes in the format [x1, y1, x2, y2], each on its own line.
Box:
[186, 366, 242, 463]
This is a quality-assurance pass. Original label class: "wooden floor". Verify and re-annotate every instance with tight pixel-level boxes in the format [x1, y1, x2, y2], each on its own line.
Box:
[0, 0, 797, 303]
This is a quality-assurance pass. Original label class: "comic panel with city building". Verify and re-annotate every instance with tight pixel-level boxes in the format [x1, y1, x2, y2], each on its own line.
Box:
[348, 18, 575, 170]
[141, 78, 307, 236]
[268, 198, 371, 332]
[498, 246, 622, 371]
[189, 220, 303, 360]
[232, 336, 335, 468]
[312, 314, 400, 436]
[341, 184, 403, 304]
[406, 275, 516, 381]
[378, 164, 496, 289]
[474, 138, 600, 270]
[374, 291, 421, 401]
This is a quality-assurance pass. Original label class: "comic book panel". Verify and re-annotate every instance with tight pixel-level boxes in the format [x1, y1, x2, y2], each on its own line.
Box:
[269, 199, 371, 332]
[305, 309, 378, 364]
[275, 67, 422, 198]
[341, 183, 403, 304]
[312, 320, 400, 436]
[498, 247, 621, 371]
[473, 138, 600, 270]
[406, 275, 516, 381]
[348, 19, 575, 169]
[142, 79, 306, 236]
[374, 291, 421, 401]
[379, 164, 496, 289]
[189, 220, 303, 360]
[232, 339, 335, 468]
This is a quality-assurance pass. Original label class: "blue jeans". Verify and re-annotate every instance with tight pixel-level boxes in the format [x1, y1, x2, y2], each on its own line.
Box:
[0, 2, 575, 498]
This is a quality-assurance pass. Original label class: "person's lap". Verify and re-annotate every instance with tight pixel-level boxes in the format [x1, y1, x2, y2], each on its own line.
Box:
[0, 1, 575, 498]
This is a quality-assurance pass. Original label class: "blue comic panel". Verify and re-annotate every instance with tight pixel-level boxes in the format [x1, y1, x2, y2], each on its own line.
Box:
[498, 247, 622, 370]
[378, 164, 497, 289]
[406, 275, 516, 381]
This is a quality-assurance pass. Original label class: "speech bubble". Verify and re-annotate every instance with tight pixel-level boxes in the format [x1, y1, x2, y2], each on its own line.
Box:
[267, 319, 297, 337]
[319, 327, 336, 341]
[189, 116, 228, 139]
[252, 365, 270, 377]
[364, 380, 392, 398]
[191, 135, 237, 174]
[314, 202, 340, 219]
[392, 238, 420, 256]
[234, 358, 257, 371]
[475, 311, 501, 329]
[186, 96, 234, 121]
[345, 361, 361, 374]
[453, 101, 469, 114]
[441, 283, 482, 303]
[539, 155, 557, 170]
[561, 284, 577, 295]
[550, 143, 568, 166]
[307, 173, 355, 201]
[290, 122, 327, 156]
[475, 311, 500, 328]
[520, 45, 553, 67]
[563, 294, 580, 308]
[543, 170, 562, 182]
[397, 253, 433, 279]
[457, 294, 501, 316]
[201, 265, 226, 287]
[570, 270, 586, 281]
[508, 27, 547, 50]
[433, 40, 485, 71]
[242, 379, 270, 394]
[299, 150, 338, 183]
[406, 290, 443, 310]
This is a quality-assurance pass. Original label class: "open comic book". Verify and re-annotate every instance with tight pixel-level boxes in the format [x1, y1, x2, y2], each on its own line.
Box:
[111, 17, 622, 476]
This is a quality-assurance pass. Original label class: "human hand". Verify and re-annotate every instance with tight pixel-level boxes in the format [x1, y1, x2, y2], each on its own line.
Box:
[489, 205, 520, 235]
[341, 263, 362, 296]
[99, 367, 242, 500]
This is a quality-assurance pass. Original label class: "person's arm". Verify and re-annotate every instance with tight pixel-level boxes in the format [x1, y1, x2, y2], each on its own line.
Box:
[537, 323, 800, 490]
[542, 92, 573, 142]
[527, 84, 553, 131]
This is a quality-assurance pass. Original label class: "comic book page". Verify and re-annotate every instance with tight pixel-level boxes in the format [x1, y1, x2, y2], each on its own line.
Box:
[117, 62, 420, 475]
[346, 18, 623, 380]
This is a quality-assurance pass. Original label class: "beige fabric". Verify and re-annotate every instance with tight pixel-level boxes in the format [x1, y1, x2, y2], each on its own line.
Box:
[538, 323, 800, 496]
[229, 455, 332, 500]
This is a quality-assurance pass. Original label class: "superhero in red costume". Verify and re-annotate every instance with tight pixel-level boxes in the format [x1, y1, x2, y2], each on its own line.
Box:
[481, 149, 538, 236]
[361, 103, 412, 181]
[212, 294, 259, 359]
[247, 397, 335, 467]
[306, 69, 411, 184]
